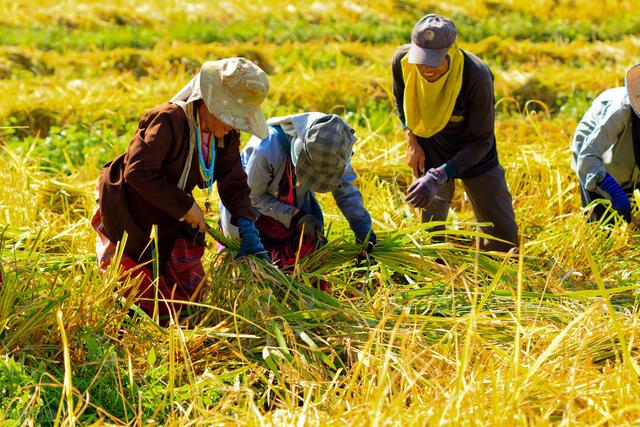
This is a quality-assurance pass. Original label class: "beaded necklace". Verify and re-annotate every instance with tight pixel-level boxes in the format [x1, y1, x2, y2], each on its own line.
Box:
[196, 109, 216, 211]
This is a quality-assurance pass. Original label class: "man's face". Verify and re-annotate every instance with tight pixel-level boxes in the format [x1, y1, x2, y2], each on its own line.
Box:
[416, 56, 450, 82]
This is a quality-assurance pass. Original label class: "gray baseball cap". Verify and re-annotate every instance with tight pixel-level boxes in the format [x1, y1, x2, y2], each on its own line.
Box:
[408, 14, 457, 67]
[294, 115, 357, 193]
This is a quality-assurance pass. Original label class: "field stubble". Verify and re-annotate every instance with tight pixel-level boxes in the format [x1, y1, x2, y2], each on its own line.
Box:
[3, 0, 640, 425]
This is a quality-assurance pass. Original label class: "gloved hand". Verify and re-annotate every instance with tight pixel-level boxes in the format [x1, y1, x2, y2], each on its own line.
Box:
[235, 217, 272, 263]
[355, 229, 377, 248]
[295, 212, 325, 244]
[406, 166, 448, 208]
[597, 174, 631, 221]
[356, 229, 376, 264]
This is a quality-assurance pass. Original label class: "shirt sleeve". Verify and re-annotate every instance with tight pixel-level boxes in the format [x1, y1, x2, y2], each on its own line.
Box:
[392, 46, 409, 128]
[446, 65, 495, 177]
[123, 110, 194, 220]
[575, 102, 631, 191]
[332, 163, 373, 242]
[215, 131, 257, 224]
[246, 137, 298, 227]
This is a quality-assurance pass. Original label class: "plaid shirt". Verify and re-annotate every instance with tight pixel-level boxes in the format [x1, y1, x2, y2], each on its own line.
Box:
[220, 113, 373, 241]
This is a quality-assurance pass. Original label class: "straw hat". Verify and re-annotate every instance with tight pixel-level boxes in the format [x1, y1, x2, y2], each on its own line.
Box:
[625, 64, 640, 116]
[172, 57, 269, 139]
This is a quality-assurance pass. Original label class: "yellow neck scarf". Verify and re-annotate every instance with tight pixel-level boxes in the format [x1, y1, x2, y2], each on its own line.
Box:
[401, 44, 464, 138]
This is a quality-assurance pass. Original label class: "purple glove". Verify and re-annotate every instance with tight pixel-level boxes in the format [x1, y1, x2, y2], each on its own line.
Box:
[406, 166, 447, 208]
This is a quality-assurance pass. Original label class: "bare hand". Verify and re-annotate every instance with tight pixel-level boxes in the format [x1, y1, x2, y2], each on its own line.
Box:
[405, 129, 425, 178]
[182, 202, 206, 232]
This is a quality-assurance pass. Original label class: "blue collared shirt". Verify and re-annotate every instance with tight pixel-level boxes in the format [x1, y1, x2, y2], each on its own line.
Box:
[220, 114, 373, 241]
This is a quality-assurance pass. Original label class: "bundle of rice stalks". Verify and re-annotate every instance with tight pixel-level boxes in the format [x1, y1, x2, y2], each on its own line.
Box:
[31, 178, 93, 218]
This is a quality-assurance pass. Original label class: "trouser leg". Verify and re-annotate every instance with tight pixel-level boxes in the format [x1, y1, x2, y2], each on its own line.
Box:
[165, 237, 206, 304]
[579, 182, 613, 223]
[421, 179, 455, 242]
[461, 165, 519, 252]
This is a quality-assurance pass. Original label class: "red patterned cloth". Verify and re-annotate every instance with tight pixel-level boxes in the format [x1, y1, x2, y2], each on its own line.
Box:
[92, 210, 205, 324]
[255, 215, 317, 266]
[253, 159, 328, 291]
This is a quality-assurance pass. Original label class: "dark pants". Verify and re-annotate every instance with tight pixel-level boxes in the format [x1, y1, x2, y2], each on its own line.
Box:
[422, 165, 519, 252]
[578, 183, 632, 223]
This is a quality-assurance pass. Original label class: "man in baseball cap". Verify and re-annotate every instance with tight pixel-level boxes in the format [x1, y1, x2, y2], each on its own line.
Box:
[392, 13, 519, 252]
[220, 112, 377, 271]
[408, 14, 457, 67]
[571, 65, 640, 224]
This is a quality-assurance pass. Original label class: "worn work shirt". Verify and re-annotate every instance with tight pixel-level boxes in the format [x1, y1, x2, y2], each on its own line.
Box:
[97, 102, 256, 267]
[571, 87, 639, 195]
[220, 116, 373, 242]
[392, 44, 499, 178]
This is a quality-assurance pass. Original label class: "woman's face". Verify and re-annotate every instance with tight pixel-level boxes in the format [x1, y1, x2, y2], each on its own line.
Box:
[210, 114, 234, 138]
[198, 102, 234, 137]
[416, 56, 450, 82]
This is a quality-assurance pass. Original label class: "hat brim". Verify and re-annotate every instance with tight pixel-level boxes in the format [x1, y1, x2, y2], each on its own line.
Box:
[626, 65, 640, 117]
[199, 61, 269, 140]
[295, 152, 344, 193]
[408, 44, 449, 67]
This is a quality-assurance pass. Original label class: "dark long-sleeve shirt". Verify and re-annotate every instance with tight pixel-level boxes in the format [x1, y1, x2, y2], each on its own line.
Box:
[392, 44, 499, 178]
[97, 102, 256, 267]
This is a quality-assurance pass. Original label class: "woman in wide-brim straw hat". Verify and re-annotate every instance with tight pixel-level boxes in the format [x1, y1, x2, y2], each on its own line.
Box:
[571, 65, 640, 224]
[92, 57, 271, 325]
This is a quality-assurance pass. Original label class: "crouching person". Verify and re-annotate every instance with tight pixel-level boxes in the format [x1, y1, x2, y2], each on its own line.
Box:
[220, 113, 376, 277]
[93, 58, 271, 325]
[571, 65, 640, 224]
[393, 14, 519, 252]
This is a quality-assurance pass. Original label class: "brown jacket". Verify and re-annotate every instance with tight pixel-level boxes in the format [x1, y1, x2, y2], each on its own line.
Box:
[97, 102, 256, 267]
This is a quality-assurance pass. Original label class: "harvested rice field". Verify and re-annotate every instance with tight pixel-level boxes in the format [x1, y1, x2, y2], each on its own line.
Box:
[2, 0, 640, 424]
